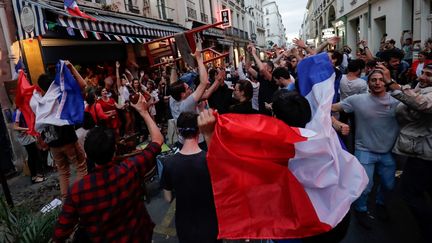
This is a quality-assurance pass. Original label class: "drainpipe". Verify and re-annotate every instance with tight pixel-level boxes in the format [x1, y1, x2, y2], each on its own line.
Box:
[0, 0, 16, 84]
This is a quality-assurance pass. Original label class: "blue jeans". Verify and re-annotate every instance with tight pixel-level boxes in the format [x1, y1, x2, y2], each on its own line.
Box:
[353, 150, 396, 212]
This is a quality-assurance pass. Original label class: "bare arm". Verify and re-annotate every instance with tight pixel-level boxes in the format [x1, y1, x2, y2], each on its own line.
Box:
[65, 61, 86, 90]
[360, 40, 374, 61]
[192, 49, 210, 102]
[13, 122, 29, 132]
[237, 56, 248, 80]
[115, 61, 121, 89]
[331, 102, 344, 112]
[201, 69, 224, 100]
[248, 44, 272, 81]
[169, 66, 178, 85]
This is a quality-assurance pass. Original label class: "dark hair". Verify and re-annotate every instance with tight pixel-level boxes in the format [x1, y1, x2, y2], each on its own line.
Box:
[209, 68, 218, 82]
[84, 127, 116, 165]
[366, 60, 377, 68]
[347, 59, 366, 73]
[38, 74, 53, 92]
[329, 50, 343, 67]
[419, 50, 429, 57]
[170, 81, 186, 101]
[272, 90, 311, 128]
[265, 61, 275, 72]
[85, 89, 97, 105]
[82, 112, 95, 130]
[388, 39, 396, 45]
[177, 112, 199, 139]
[272, 67, 291, 80]
[236, 80, 253, 100]
[381, 49, 404, 62]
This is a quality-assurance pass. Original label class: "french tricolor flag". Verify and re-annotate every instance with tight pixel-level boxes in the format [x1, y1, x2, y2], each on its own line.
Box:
[30, 60, 84, 131]
[64, 0, 96, 21]
[206, 53, 368, 240]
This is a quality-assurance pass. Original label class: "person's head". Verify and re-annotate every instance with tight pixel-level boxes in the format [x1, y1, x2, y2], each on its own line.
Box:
[272, 90, 311, 128]
[38, 74, 53, 93]
[386, 39, 396, 49]
[347, 59, 366, 76]
[405, 37, 413, 45]
[170, 81, 192, 101]
[146, 80, 155, 92]
[289, 56, 298, 69]
[233, 80, 253, 102]
[209, 68, 218, 82]
[367, 70, 387, 96]
[272, 67, 292, 88]
[381, 49, 403, 69]
[418, 64, 432, 88]
[343, 45, 352, 54]
[84, 127, 116, 165]
[121, 76, 128, 86]
[365, 60, 378, 75]
[327, 50, 343, 67]
[177, 112, 199, 139]
[85, 89, 97, 105]
[264, 61, 274, 73]
[425, 38, 432, 49]
[132, 78, 140, 89]
[100, 87, 109, 98]
[418, 51, 428, 62]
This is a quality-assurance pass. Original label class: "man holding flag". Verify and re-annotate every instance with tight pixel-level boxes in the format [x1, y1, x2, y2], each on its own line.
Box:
[31, 60, 88, 200]
[197, 53, 368, 241]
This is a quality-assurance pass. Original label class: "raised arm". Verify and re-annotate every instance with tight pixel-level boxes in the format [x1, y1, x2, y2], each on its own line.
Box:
[237, 56, 248, 80]
[360, 40, 374, 61]
[293, 38, 315, 55]
[192, 49, 210, 102]
[65, 61, 86, 90]
[201, 68, 225, 100]
[116, 61, 121, 89]
[198, 108, 217, 146]
[248, 43, 272, 81]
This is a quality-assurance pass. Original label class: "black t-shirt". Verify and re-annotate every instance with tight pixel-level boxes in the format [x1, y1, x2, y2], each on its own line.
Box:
[229, 101, 258, 114]
[160, 151, 220, 243]
[257, 73, 278, 116]
[45, 125, 78, 148]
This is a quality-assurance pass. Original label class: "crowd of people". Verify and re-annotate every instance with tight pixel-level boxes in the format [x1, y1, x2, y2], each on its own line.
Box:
[11, 29, 432, 243]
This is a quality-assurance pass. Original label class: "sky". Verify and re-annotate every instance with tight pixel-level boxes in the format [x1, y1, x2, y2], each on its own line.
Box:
[274, 0, 308, 44]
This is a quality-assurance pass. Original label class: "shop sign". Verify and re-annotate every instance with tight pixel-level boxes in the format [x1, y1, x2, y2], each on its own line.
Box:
[20, 6, 35, 34]
[220, 9, 231, 28]
[203, 28, 225, 38]
[322, 28, 336, 39]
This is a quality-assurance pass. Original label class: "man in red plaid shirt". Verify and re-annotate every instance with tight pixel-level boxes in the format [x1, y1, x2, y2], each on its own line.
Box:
[53, 94, 164, 243]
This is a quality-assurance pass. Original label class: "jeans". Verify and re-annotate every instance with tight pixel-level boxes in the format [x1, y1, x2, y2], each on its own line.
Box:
[51, 141, 87, 199]
[353, 150, 396, 212]
[400, 156, 432, 242]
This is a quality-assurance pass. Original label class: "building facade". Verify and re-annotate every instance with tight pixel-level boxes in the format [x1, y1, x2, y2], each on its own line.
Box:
[263, 0, 286, 47]
[303, 0, 415, 55]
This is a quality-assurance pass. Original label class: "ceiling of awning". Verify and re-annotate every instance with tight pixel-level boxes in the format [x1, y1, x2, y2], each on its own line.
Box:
[12, 0, 186, 41]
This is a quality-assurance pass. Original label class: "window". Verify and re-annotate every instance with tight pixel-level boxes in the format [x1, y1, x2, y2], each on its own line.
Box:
[266, 18, 269, 26]
[267, 29, 270, 37]
[266, 8, 269, 14]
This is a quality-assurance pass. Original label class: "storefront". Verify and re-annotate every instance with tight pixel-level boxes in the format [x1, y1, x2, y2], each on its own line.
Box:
[12, 0, 185, 84]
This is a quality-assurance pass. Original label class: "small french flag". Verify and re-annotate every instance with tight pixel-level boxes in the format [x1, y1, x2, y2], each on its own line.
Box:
[64, 0, 96, 21]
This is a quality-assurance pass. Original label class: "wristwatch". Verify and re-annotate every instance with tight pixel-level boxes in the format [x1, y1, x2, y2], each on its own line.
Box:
[385, 79, 397, 88]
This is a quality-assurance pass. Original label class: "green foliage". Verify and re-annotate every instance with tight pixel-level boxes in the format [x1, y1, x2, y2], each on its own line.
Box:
[0, 198, 59, 243]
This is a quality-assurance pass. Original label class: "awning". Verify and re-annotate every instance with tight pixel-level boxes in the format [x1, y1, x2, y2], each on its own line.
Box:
[12, 0, 185, 41]
[12, 0, 47, 40]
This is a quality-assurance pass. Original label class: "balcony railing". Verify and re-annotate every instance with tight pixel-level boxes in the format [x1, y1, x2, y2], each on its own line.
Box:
[127, 4, 140, 14]
[187, 7, 197, 20]
[201, 12, 208, 23]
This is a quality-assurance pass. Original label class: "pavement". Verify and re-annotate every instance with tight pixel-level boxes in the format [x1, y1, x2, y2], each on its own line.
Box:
[0, 170, 425, 243]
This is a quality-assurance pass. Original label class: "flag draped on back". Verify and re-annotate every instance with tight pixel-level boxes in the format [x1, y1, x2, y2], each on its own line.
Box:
[30, 60, 84, 131]
[206, 113, 330, 239]
[15, 70, 38, 136]
[64, 0, 96, 21]
[291, 53, 368, 228]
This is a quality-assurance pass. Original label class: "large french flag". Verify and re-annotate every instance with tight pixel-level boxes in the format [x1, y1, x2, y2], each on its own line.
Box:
[64, 0, 96, 21]
[206, 53, 368, 240]
[293, 52, 368, 230]
[30, 60, 84, 131]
